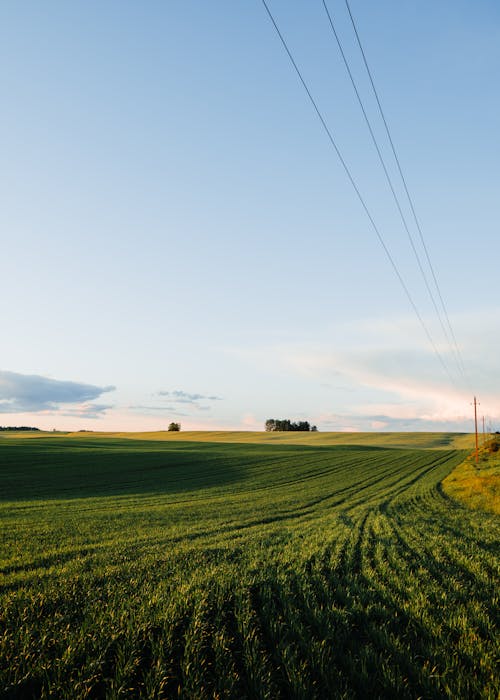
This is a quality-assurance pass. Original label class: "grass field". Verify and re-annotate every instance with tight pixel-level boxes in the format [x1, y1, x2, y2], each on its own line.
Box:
[0, 429, 474, 449]
[442, 436, 500, 516]
[0, 432, 498, 699]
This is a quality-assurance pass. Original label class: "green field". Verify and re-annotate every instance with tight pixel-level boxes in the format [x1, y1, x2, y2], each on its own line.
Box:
[0, 432, 498, 699]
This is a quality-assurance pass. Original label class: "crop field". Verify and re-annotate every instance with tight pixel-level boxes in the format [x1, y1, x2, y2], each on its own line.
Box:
[0, 432, 498, 699]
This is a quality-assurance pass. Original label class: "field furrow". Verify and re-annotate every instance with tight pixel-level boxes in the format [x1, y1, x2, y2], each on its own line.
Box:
[0, 434, 498, 699]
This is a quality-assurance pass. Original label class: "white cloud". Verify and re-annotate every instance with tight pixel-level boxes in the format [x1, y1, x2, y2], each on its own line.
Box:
[221, 308, 500, 431]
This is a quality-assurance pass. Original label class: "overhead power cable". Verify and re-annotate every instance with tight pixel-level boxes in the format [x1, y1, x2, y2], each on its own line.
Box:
[260, 0, 457, 387]
[343, 0, 468, 383]
[321, 0, 464, 383]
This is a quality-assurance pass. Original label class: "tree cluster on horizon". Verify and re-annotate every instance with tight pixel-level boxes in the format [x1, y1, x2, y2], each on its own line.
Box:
[265, 419, 317, 432]
[0, 426, 40, 431]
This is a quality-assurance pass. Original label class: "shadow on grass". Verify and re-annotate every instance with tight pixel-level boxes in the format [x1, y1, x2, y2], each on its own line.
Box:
[0, 439, 396, 502]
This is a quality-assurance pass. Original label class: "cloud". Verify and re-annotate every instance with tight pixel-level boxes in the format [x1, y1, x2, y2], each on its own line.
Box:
[157, 390, 222, 403]
[59, 403, 115, 419]
[241, 413, 261, 430]
[132, 389, 224, 415]
[128, 404, 189, 417]
[221, 308, 500, 431]
[0, 370, 115, 416]
[316, 411, 475, 432]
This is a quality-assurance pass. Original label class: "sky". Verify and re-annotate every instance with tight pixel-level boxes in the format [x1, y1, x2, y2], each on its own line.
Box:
[1, 1, 499, 433]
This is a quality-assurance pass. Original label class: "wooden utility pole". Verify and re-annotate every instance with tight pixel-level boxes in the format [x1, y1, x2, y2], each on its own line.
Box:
[472, 397, 479, 463]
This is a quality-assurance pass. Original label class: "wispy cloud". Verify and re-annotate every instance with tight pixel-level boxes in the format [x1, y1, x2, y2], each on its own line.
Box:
[58, 403, 115, 419]
[316, 411, 474, 432]
[143, 390, 224, 413]
[128, 404, 190, 417]
[0, 370, 115, 417]
[221, 309, 500, 431]
[157, 390, 222, 404]
[129, 390, 223, 418]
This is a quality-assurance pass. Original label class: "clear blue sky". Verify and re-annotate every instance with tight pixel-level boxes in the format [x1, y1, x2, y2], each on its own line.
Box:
[1, 1, 499, 432]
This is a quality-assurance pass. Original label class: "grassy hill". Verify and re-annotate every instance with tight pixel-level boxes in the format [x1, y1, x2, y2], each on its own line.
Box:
[0, 433, 497, 698]
[0, 429, 475, 449]
[443, 436, 500, 515]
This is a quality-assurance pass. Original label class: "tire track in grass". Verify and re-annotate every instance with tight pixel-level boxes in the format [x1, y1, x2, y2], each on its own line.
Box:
[391, 483, 499, 594]
[282, 517, 425, 697]
[354, 510, 492, 697]
[378, 511, 499, 689]
[341, 455, 499, 699]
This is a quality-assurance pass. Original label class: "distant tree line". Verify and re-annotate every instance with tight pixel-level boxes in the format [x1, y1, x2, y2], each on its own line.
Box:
[167, 422, 181, 432]
[265, 419, 317, 432]
[0, 426, 40, 431]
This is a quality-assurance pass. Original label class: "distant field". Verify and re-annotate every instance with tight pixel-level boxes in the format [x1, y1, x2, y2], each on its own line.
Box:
[0, 429, 475, 449]
[0, 433, 498, 699]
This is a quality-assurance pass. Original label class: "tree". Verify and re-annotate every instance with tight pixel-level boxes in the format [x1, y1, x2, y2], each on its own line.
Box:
[265, 419, 315, 432]
[168, 422, 181, 432]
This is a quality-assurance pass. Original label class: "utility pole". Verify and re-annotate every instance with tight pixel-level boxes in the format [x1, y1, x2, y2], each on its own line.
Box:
[482, 415, 486, 445]
[472, 397, 479, 463]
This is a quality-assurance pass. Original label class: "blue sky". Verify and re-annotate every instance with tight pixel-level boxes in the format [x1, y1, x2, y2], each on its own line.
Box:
[1, 1, 499, 432]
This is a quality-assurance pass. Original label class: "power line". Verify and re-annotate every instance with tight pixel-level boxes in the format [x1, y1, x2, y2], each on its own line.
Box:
[321, 0, 464, 383]
[343, 0, 468, 384]
[260, 0, 457, 387]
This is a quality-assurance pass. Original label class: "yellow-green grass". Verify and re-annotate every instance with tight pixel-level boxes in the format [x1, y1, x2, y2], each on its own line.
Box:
[0, 433, 497, 699]
[0, 429, 475, 450]
[443, 438, 500, 515]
